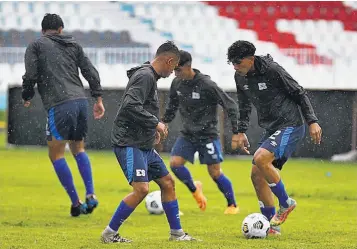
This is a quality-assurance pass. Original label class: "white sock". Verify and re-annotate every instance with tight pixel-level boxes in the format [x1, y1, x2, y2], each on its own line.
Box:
[104, 226, 117, 235]
[171, 229, 184, 236]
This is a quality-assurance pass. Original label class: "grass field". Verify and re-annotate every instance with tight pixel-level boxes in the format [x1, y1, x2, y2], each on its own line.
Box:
[0, 132, 356, 249]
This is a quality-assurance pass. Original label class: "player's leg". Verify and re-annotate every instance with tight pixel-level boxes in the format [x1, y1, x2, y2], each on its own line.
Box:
[201, 138, 238, 214]
[251, 164, 280, 235]
[69, 99, 98, 213]
[206, 163, 239, 214]
[47, 104, 87, 217]
[101, 147, 149, 243]
[170, 137, 206, 211]
[150, 150, 198, 241]
[254, 126, 305, 226]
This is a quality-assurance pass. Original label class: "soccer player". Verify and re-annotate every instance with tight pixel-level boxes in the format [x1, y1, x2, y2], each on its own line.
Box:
[227, 40, 322, 235]
[22, 14, 105, 217]
[101, 42, 198, 243]
[162, 50, 240, 214]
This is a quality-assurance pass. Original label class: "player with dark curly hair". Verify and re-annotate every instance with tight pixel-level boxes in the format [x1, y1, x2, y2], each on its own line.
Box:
[227, 40, 322, 235]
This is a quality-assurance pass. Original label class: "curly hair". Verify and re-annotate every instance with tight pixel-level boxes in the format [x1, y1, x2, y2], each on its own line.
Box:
[227, 40, 256, 64]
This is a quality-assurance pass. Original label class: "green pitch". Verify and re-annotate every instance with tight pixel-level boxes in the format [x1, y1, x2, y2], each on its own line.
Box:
[0, 138, 356, 248]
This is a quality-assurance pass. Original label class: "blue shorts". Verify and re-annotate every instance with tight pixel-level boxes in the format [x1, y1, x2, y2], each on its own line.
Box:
[46, 99, 88, 141]
[114, 146, 169, 184]
[171, 136, 223, 165]
[254, 125, 306, 170]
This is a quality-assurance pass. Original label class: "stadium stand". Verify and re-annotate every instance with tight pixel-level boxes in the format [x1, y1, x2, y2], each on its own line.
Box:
[0, 1, 357, 95]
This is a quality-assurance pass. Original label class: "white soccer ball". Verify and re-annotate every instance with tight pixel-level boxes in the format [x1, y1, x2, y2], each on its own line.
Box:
[241, 213, 270, 239]
[145, 190, 164, 215]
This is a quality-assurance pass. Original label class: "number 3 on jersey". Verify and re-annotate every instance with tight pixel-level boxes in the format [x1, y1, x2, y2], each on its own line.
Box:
[206, 143, 215, 155]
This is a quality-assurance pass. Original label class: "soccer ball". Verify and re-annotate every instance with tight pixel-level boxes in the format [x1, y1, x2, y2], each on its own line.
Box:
[145, 190, 164, 215]
[241, 213, 270, 239]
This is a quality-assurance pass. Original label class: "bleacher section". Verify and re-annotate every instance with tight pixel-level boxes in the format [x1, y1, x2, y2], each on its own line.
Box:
[0, 1, 356, 97]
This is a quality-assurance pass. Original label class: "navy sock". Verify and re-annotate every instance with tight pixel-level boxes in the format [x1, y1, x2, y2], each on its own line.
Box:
[259, 202, 276, 221]
[52, 158, 79, 205]
[162, 199, 182, 230]
[171, 165, 196, 193]
[109, 201, 135, 232]
[269, 179, 289, 208]
[74, 152, 94, 196]
[214, 174, 236, 206]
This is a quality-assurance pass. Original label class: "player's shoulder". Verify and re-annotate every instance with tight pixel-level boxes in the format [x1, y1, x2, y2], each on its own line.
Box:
[196, 71, 216, 87]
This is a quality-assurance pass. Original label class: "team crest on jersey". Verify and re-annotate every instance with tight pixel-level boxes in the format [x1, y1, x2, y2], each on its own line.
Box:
[258, 83, 267, 90]
[243, 85, 249, 90]
[177, 91, 182, 96]
[192, 92, 200, 99]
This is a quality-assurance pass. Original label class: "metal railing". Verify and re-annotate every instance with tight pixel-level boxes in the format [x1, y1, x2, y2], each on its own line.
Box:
[0, 47, 154, 65]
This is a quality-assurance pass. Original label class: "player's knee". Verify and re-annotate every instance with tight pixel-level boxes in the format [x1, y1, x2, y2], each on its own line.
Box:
[208, 164, 221, 180]
[170, 156, 185, 167]
[160, 174, 176, 191]
[253, 149, 270, 168]
[133, 183, 149, 197]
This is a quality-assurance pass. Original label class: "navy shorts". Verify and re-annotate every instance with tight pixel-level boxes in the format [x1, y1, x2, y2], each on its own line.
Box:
[254, 125, 306, 170]
[46, 99, 88, 141]
[114, 146, 169, 184]
[171, 136, 223, 165]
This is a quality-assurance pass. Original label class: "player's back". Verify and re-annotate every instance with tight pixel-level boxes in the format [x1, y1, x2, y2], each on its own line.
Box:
[24, 34, 94, 110]
[112, 63, 160, 150]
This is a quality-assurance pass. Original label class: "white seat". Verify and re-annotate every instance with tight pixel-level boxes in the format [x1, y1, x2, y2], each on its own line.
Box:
[4, 16, 19, 30]
[1, 2, 14, 16]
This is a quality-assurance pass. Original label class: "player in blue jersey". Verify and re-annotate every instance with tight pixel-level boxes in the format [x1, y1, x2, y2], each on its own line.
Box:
[22, 14, 105, 216]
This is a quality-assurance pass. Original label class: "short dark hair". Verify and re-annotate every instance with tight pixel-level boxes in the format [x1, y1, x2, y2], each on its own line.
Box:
[178, 50, 192, 66]
[227, 40, 256, 64]
[41, 13, 64, 31]
[155, 41, 180, 58]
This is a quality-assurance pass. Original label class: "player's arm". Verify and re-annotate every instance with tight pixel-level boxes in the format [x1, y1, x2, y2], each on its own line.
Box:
[162, 79, 179, 124]
[235, 75, 252, 133]
[121, 74, 159, 129]
[234, 75, 251, 154]
[209, 81, 239, 134]
[273, 64, 322, 144]
[273, 64, 318, 125]
[77, 45, 103, 99]
[22, 41, 39, 104]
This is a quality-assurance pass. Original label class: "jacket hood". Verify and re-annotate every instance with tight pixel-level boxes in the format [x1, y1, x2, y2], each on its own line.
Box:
[250, 54, 275, 75]
[181, 69, 211, 84]
[127, 61, 160, 80]
[44, 34, 77, 46]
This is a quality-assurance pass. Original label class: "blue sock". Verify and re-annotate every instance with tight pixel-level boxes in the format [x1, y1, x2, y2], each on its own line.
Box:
[259, 202, 276, 221]
[215, 174, 236, 206]
[74, 152, 94, 196]
[162, 199, 182, 230]
[171, 165, 196, 193]
[52, 158, 79, 205]
[269, 179, 289, 208]
[109, 201, 135, 232]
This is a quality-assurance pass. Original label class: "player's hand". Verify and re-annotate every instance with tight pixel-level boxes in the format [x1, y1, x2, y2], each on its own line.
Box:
[309, 122, 322, 145]
[23, 100, 31, 107]
[156, 122, 168, 140]
[93, 97, 105, 120]
[232, 133, 250, 154]
[154, 131, 161, 145]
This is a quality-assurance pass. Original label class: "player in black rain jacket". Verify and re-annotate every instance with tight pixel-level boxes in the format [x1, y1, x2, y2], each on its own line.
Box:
[228, 40, 322, 235]
[162, 50, 240, 215]
[103, 42, 198, 243]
